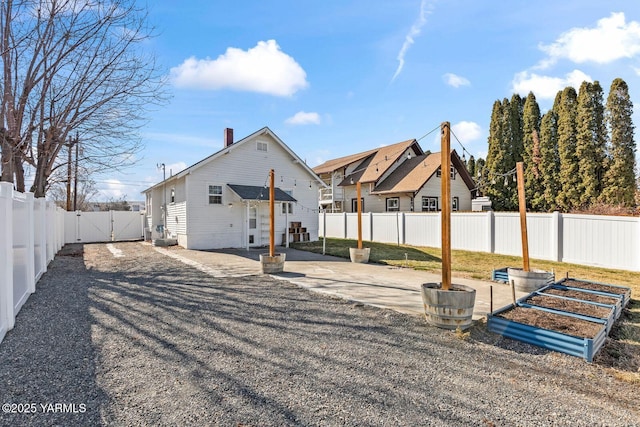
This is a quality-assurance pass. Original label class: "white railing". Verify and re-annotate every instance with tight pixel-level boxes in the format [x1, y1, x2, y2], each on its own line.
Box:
[1, 182, 64, 344]
[319, 211, 640, 272]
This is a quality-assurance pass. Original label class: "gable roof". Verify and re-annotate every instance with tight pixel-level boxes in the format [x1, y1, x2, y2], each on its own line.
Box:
[371, 150, 475, 195]
[142, 127, 325, 193]
[312, 139, 422, 183]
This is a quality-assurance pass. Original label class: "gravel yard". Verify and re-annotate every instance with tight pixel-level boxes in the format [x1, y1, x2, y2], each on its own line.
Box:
[0, 242, 638, 426]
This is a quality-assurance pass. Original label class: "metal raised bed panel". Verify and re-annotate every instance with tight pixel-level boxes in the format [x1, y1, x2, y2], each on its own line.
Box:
[555, 278, 631, 308]
[487, 304, 608, 363]
[522, 292, 617, 333]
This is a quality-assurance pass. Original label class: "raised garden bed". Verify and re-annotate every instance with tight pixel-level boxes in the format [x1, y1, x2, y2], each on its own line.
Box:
[491, 267, 554, 286]
[540, 285, 623, 319]
[521, 293, 616, 333]
[487, 304, 607, 362]
[555, 278, 631, 308]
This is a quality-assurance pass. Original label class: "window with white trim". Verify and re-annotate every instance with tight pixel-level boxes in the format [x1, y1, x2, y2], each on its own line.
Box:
[256, 141, 268, 152]
[281, 190, 294, 214]
[208, 185, 222, 204]
[170, 188, 175, 203]
[436, 165, 456, 179]
[422, 196, 438, 212]
[452, 196, 459, 212]
[386, 197, 399, 212]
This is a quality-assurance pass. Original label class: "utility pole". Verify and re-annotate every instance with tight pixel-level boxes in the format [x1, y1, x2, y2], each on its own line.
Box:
[66, 139, 73, 211]
[73, 133, 79, 211]
[157, 163, 166, 238]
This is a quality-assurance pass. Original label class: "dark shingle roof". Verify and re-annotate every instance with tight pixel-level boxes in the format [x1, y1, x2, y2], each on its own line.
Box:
[227, 184, 297, 202]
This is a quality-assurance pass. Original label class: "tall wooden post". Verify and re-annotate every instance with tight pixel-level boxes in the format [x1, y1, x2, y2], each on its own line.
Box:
[516, 162, 530, 271]
[356, 181, 363, 249]
[441, 122, 451, 291]
[269, 169, 275, 257]
[66, 141, 72, 211]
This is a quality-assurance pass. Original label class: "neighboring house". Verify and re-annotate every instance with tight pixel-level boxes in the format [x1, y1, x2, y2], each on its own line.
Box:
[314, 139, 423, 212]
[143, 127, 325, 250]
[314, 140, 475, 212]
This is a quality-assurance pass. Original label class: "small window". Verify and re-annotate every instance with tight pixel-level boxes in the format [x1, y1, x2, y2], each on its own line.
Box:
[257, 141, 268, 152]
[170, 188, 175, 203]
[422, 197, 438, 212]
[281, 190, 293, 214]
[351, 198, 364, 212]
[452, 196, 459, 212]
[386, 197, 399, 212]
[281, 202, 293, 214]
[436, 166, 456, 179]
[208, 185, 222, 204]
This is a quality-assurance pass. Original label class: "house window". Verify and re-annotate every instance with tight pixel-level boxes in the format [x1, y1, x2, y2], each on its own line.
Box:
[170, 188, 175, 203]
[208, 185, 222, 204]
[257, 141, 268, 152]
[452, 197, 459, 212]
[386, 197, 399, 212]
[281, 190, 294, 214]
[436, 166, 456, 179]
[351, 198, 364, 212]
[422, 196, 438, 212]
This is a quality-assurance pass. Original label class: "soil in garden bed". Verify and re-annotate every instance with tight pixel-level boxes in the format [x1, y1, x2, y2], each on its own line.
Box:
[561, 279, 629, 296]
[541, 287, 619, 306]
[524, 295, 611, 319]
[498, 306, 604, 338]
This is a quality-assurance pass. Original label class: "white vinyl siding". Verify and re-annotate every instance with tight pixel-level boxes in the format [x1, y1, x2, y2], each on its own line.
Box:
[181, 132, 320, 249]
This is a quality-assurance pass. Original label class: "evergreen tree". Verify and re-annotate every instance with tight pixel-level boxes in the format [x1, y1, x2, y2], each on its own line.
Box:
[576, 81, 606, 208]
[536, 93, 561, 211]
[556, 87, 580, 212]
[466, 155, 476, 180]
[522, 92, 542, 209]
[600, 78, 637, 207]
[485, 99, 512, 210]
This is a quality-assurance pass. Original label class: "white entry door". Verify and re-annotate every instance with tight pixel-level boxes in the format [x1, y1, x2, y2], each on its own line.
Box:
[248, 206, 260, 247]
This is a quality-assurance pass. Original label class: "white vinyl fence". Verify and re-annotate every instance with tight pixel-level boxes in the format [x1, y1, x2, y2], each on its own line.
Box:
[1, 182, 146, 344]
[320, 211, 640, 272]
[0, 182, 64, 344]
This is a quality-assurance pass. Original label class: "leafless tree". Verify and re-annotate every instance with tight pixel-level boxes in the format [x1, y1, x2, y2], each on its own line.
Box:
[0, 0, 167, 196]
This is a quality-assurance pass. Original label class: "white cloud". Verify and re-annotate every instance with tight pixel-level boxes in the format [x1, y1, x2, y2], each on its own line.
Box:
[170, 40, 308, 97]
[537, 12, 640, 69]
[165, 162, 188, 176]
[391, 0, 433, 82]
[101, 179, 126, 200]
[285, 111, 321, 125]
[443, 73, 470, 88]
[511, 69, 592, 99]
[452, 121, 482, 142]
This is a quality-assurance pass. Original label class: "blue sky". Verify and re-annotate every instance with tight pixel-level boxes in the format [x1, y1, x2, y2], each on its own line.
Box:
[100, 0, 640, 201]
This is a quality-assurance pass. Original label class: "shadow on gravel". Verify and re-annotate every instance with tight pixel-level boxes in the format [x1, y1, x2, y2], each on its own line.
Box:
[0, 244, 110, 427]
[83, 243, 639, 425]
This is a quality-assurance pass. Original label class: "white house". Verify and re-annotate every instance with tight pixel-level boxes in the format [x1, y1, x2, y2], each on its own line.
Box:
[143, 127, 325, 250]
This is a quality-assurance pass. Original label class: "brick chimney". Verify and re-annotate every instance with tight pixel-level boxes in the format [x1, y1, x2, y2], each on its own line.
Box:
[224, 128, 234, 147]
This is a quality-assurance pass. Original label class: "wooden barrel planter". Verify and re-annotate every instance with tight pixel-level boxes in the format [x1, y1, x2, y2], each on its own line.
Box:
[349, 247, 370, 263]
[507, 268, 553, 293]
[260, 253, 286, 274]
[421, 283, 476, 330]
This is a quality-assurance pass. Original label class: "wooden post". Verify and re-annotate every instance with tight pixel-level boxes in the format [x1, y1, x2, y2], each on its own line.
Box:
[441, 122, 451, 291]
[269, 169, 275, 257]
[356, 181, 363, 249]
[516, 162, 530, 272]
